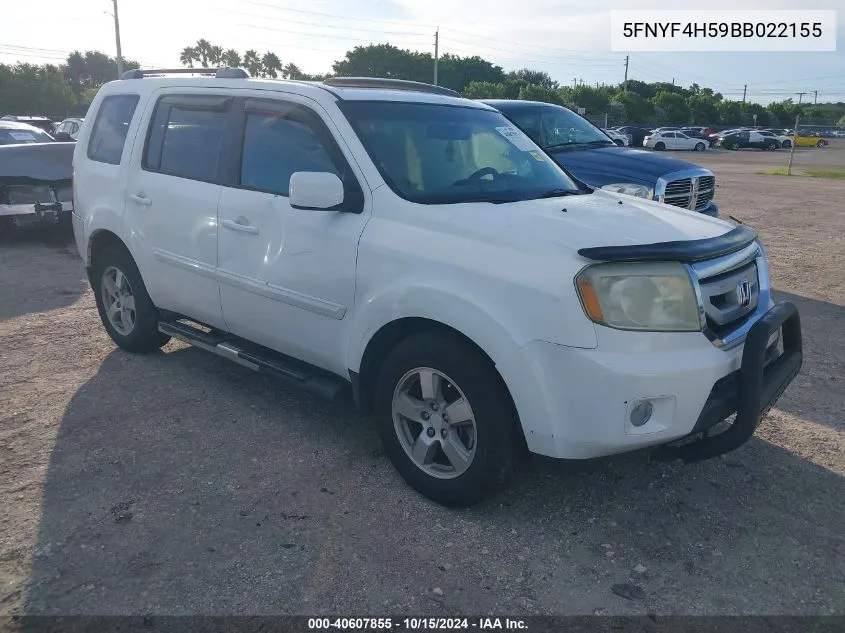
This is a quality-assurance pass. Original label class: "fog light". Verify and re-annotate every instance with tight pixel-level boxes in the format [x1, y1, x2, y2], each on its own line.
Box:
[630, 400, 653, 427]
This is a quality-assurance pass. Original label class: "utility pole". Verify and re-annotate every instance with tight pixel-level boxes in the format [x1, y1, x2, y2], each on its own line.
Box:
[623, 55, 629, 92]
[433, 28, 439, 85]
[796, 91, 806, 105]
[573, 77, 577, 88]
[814, 90, 818, 104]
[787, 114, 799, 175]
[111, 0, 123, 77]
[742, 84, 747, 104]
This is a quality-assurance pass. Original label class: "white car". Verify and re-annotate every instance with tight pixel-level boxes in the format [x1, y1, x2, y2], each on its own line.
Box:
[603, 128, 630, 146]
[71, 70, 802, 507]
[643, 131, 708, 151]
[53, 117, 84, 140]
[757, 130, 792, 148]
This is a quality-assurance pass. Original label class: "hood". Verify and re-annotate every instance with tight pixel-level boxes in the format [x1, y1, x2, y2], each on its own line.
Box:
[548, 145, 707, 186]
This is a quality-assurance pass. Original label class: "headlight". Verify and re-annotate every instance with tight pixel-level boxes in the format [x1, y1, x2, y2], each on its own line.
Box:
[600, 183, 654, 199]
[575, 262, 702, 331]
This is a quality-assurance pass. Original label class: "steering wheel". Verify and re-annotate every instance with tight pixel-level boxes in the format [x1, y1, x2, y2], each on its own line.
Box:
[466, 166, 499, 180]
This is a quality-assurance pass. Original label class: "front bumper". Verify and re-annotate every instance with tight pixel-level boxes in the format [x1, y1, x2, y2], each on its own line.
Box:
[502, 302, 801, 461]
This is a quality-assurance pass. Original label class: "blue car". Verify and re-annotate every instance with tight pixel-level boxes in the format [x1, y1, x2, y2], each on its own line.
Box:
[484, 100, 719, 217]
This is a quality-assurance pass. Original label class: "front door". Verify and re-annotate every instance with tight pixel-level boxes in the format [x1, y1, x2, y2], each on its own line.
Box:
[216, 96, 370, 375]
[123, 91, 232, 329]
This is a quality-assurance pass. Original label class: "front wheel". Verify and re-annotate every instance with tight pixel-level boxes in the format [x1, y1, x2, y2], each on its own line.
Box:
[91, 245, 171, 353]
[729, 142, 740, 150]
[694, 142, 705, 152]
[374, 332, 523, 507]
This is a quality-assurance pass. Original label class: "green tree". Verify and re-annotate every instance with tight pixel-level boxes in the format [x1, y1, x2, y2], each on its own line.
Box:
[518, 83, 563, 104]
[462, 81, 508, 99]
[179, 46, 197, 68]
[261, 51, 282, 78]
[221, 49, 241, 68]
[243, 50, 262, 77]
[194, 39, 212, 66]
[838, 114, 845, 128]
[718, 100, 743, 126]
[624, 79, 655, 100]
[560, 85, 610, 114]
[611, 90, 652, 123]
[282, 62, 304, 79]
[687, 92, 719, 124]
[209, 46, 224, 67]
[507, 68, 557, 89]
[651, 90, 689, 123]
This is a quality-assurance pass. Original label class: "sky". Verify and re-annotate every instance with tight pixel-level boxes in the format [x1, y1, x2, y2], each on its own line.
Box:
[1, 0, 843, 105]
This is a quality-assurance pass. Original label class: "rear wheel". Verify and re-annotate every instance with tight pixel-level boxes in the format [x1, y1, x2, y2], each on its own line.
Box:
[782, 140, 792, 148]
[729, 142, 740, 150]
[817, 140, 826, 148]
[766, 142, 778, 150]
[91, 245, 171, 353]
[694, 142, 705, 152]
[654, 142, 666, 151]
[374, 332, 522, 507]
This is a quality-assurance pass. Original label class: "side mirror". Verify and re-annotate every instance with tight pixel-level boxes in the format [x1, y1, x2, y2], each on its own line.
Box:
[54, 132, 73, 142]
[289, 172, 344, 210]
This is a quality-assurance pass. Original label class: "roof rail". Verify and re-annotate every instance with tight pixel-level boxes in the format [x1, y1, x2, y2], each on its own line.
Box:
[120, 67, 249, 80]
[322, 77, 460, 97]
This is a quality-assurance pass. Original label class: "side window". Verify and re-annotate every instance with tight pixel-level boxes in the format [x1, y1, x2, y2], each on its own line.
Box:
[87, 94, 139, 164]
[144, 103, 227, 183]
[240, 112, 338, 196]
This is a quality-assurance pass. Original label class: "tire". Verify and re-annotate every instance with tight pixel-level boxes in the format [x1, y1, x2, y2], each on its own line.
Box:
[373, 332, 523, 507]
[694, 142, 705, 152]
[782, 140, 792, 148]
[766, 143, 777, 150]
[817, 140, 826, 148]
[91, 245, 171, 353]
[654, 142, 665, 151]
[729, 142, 740, 150]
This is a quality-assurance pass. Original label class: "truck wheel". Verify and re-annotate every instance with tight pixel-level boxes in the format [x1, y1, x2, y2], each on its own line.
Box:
[92, 245, 171, 353]
[654, 142, 665, 151]
[373, 332, 522, 507]
[694, 142, 705, 152]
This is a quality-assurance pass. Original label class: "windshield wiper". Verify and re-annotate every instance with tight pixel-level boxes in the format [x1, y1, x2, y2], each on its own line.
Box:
[533, 188, 585, 200]
[545, 139, 614, 151]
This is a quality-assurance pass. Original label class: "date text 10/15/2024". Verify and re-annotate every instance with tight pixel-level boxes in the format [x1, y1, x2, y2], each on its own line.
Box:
[308, 618, 528, 630]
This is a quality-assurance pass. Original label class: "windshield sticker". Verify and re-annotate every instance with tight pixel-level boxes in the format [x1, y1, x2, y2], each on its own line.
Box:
[529, 151, 545, 162]
[495, 126, 536, 152]
[9, 132, 37, 141]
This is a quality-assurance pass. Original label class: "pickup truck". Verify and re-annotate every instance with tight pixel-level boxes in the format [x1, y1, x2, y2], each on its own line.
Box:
[0, 141, 74, 236]
[484, 100, 719, 216]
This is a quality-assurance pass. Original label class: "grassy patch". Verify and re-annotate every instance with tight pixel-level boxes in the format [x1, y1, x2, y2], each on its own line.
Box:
[760, 168, 845, 179]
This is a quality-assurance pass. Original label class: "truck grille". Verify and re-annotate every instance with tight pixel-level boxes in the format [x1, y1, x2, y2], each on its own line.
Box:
[658, 172, 716, 211]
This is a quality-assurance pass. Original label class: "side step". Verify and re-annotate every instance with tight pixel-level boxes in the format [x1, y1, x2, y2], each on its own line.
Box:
[158, 320, 350, 403]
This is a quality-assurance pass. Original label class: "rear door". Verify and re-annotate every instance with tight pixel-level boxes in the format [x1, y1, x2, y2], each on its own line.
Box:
[122, 91, 232, 329]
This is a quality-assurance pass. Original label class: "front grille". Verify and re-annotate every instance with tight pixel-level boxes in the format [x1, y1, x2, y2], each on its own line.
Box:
[659, 173, 716, 211]
[696, 253, 761, 339]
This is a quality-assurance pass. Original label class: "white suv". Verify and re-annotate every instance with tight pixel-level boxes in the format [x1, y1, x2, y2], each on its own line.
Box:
[71, 69, 803, 506]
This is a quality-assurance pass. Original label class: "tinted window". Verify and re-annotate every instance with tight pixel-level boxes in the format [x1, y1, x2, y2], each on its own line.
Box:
[240, 113, 338, 196]
[145, 105, 227, 182]
[502, 105, 610, 148]
[87, 95, 139, 164]
[0, 126, 54, 145]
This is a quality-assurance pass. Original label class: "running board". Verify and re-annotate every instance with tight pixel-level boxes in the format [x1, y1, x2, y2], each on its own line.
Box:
[158, 320, 349, 402]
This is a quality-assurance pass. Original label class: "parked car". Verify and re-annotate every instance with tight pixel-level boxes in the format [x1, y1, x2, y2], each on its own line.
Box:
[614, 125, 651, 147]
[484, 100, 718, 216]
[602, 128, 629, 146]
[0, 121, 56, 145]
[53, 117, 84, 141]
[680, 127, 714, 145]
[714, 130, 781, 150]
[758, 130, 793, 148]
[0, 140, 74, 236]
[643, 130, 709, 152]
[792, 133, 829, 148]
[73, 71, 801, 506]
[0, 115, 54, 134]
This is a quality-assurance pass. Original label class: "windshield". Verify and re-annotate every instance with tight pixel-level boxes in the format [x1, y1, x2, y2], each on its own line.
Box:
[0, 126, 54, 145]
[339, 101, 581, 205]
[501, 105, 612, 149]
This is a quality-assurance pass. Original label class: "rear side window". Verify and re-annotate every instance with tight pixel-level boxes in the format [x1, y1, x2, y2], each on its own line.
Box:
[87, 95, 139, 164]
[144, 101, 228, 183]
[240, 113, 338, 196]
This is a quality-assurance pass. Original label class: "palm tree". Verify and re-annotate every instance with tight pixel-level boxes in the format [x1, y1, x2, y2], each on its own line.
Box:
[283, 62, 303, 80]
[179, 46, 197, 68]
[209, 45, 224, 67]
[243, 50, 262, 77]
[261, 51, 281, 78]
[221, 49, 241, 68]
[194, 39, 212, 66]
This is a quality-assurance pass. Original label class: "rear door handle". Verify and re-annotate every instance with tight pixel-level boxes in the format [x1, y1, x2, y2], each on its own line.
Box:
[221, 217, 259, 234]
[128, 193, 152, 206]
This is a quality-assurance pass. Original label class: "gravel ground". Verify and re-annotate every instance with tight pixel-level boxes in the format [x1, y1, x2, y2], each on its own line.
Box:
[1, 147, 843, 618]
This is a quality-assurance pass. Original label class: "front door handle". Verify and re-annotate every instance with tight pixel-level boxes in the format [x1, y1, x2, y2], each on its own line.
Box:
[221, 217, 259, 234]
[128, 193, 152, 206]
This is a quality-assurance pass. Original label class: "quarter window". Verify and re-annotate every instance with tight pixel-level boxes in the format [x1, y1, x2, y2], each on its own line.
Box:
[87, 95, 139, 164]
[239, 112, 338, 196]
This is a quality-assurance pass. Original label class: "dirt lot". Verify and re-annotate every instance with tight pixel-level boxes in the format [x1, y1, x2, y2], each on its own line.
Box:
[1, 145, 844, 618]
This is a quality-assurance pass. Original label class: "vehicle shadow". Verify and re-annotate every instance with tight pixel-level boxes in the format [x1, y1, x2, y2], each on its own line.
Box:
[770, 289, 844, 431]
[22, 333, 845, 615]
[0, 226, 87, 322]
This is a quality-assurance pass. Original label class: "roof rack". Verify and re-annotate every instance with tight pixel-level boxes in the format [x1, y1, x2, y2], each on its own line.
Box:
[120, 67, 249, 80]
[322, 77, 460, 97]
